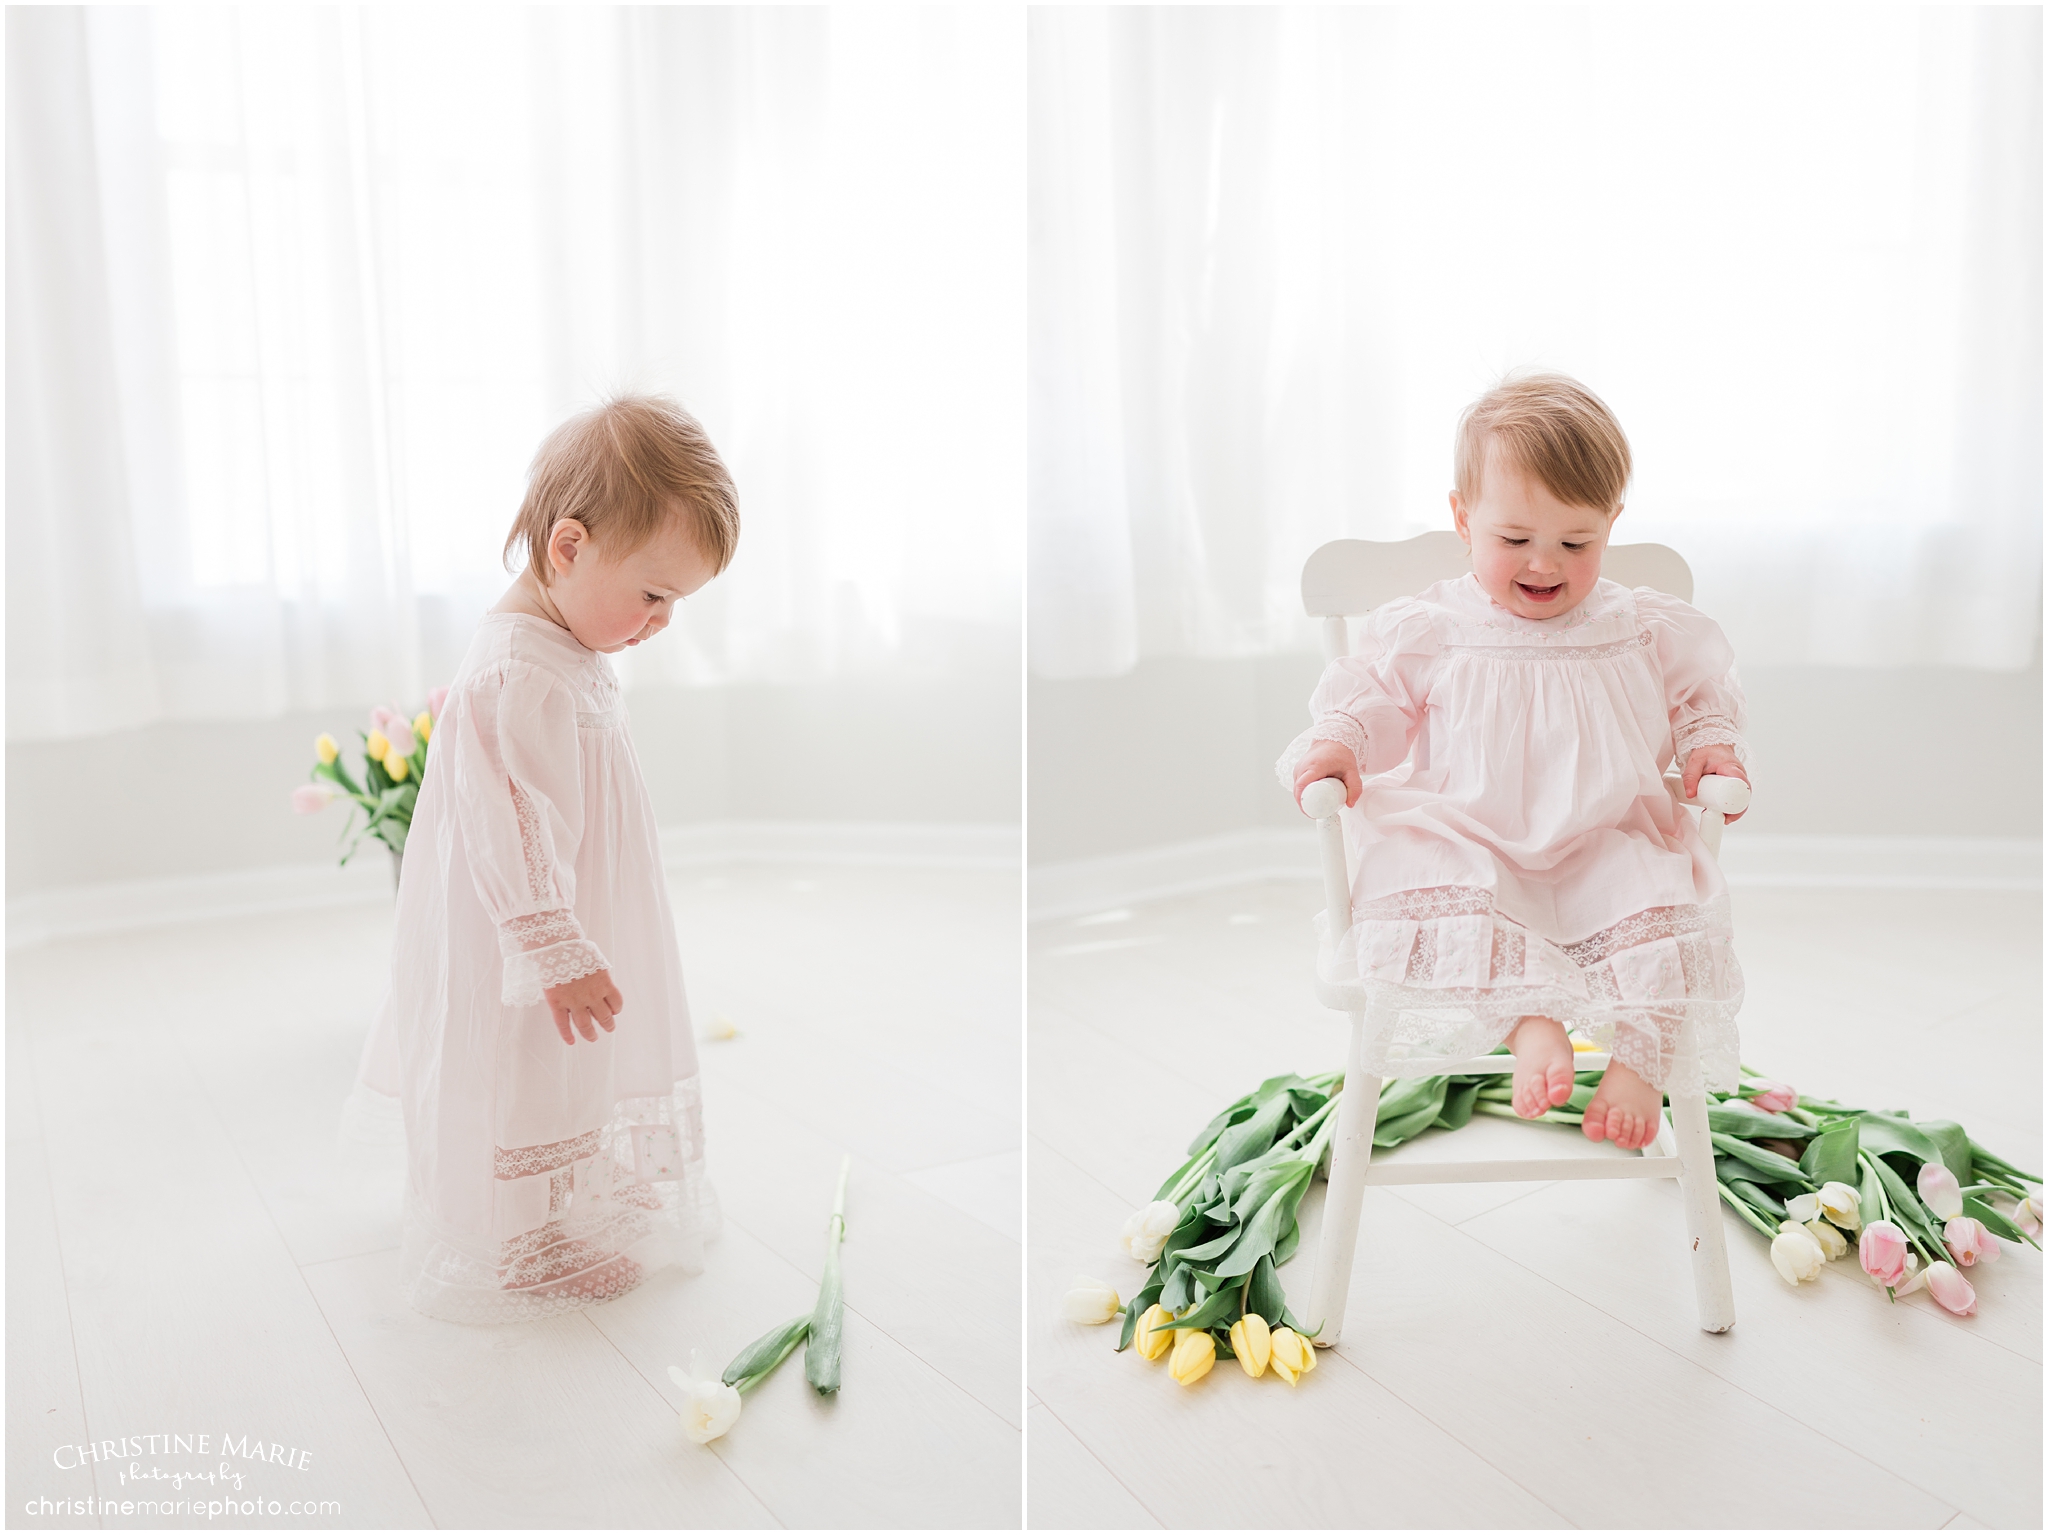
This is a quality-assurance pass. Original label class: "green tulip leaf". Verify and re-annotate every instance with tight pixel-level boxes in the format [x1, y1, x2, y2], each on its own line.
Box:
[1213, 1095, 1294, 1177]
[1114, 1278, 1164, 1352]
[1710, 1133, 1814, 1189]
[1708, 1100, 1819, 1141]
[1213, 1162, 1314, 1281]
[1245, 1253, 1290, 1328]
[1866, 1152, 1946, 1255]
[1857, 1157, 1884, 1229]
[1917, 1121, 1974, 1185]
[1274, 1217, 1301, 1268]
[1799, 1118, 1860, 1189]
[1186, 1095, 1258, 1158]
[1968, 1141, 2041, 1186]
[1159, 1285, 1241, 1333]
[722, 1314, 811, 1389]
[1434, 1079, 1481, 1132]
[1856, 1113, 1945, 1168]
[1159, 1263, 1194, 1314]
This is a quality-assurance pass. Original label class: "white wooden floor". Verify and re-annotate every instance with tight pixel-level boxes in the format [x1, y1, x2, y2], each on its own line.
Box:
[1028, 879, 2042, 1530]
[8, 862, 1022, 1530]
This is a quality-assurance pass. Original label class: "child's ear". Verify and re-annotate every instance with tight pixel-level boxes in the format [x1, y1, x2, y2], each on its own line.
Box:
[1449, 491, 1470, 546]
[548, 518, 591, 575]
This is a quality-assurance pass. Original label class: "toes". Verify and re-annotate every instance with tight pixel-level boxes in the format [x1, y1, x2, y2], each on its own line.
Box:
[1581, 1103, 1607, 1141]
[1546, 1062, 1575, 1106]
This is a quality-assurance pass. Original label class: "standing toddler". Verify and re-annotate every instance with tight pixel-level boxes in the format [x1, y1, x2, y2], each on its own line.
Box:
[350, 395, 737, 1321]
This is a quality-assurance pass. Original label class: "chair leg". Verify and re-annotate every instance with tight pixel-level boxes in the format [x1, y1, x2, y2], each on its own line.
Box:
[1667, 1021, 1735, 1333]
[1307, 1009, 1380, 1349]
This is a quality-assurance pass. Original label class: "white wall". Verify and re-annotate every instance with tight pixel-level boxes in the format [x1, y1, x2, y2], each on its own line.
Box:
[6, 668, 1021, 899]
[1028, 655, 2043, 864]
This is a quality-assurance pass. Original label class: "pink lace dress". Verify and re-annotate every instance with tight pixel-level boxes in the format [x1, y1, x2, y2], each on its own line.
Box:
[343, 612, 718, 1323]
[1277, 574, 1749, 1092]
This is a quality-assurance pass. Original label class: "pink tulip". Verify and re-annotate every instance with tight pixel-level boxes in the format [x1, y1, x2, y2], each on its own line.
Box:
[1943, 1217, 1999, 1267]
[292, 783, 337, 814]
[1748, 1081, 1797, 1114]
[1922, 1260, 1977, 1316]
[1858, 1220, 1909, 1288]
[427, 686, 449, 719]
[1916, 1163, 1964, 1220]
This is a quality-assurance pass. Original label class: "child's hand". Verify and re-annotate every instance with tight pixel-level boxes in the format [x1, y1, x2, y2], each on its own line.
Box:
[1293, 739, 1363, 810]
[1683, 745, 1749, 823]
[545, 970, 624, 1046]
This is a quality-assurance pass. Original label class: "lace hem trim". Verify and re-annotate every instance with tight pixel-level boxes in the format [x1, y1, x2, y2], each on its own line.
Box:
[502, 937, 611, 1007]
[399, 1076, 721, 1325]
[1326, 888, 1742, 1091]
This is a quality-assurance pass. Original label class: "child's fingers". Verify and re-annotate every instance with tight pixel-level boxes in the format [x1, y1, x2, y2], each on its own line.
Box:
[605, 984, 624, 1015]
[553, 1010, 576, 1046]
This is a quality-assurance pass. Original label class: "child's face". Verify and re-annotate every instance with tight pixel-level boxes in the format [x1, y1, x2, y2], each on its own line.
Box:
[1450, 451, 1615, 621]
[545, 513, 719, 654]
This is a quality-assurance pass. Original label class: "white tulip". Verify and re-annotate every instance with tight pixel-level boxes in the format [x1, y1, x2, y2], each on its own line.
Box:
[1770, 1220, 1826, 1284]
[1062, 1276, 1122, 1325]
[1784, 1192, 1821, 1224]
[1803, 1217, 1848, 1261]
[1119, 1199, 1182, 1264]
[668, 1354, 743, 1445]
[1817, 1182, 1862, 1232]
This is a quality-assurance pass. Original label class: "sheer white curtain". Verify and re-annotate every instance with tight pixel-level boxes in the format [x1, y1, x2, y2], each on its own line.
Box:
[7, 6, 1022, 742]
[1029, 5, 2041, 678]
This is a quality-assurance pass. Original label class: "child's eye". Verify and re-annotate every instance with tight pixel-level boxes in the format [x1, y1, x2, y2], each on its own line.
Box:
[1562, 541, 1587, 552]
[644, 593, 661, 604]
[1499, 537, 1529, 547]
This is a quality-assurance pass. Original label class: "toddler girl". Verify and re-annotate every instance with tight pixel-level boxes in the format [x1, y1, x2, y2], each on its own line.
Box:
[346, 394, 737, 1321]
[1280, 374, 1749, 1147]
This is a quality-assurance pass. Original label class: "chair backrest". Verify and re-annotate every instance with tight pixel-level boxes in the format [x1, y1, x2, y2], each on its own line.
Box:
[1301, 533, 1694, 660]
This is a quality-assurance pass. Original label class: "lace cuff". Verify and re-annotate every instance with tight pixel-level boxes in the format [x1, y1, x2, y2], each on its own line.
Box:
[502, 937, 612, 1008]
[1673, 714, 1750, 769]
[1274, 713, 1370, 793]
[498, 908, 609, 1007]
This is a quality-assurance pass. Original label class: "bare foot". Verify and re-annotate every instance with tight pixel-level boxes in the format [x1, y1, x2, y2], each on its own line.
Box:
[1582, 1059, 1664, 1149]
[1507, 1016, 1576, 1119]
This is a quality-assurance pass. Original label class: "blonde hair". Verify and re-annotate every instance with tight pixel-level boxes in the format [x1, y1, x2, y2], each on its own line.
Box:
[1454, 372, 1631, 516]
[504, 394, 739, 583]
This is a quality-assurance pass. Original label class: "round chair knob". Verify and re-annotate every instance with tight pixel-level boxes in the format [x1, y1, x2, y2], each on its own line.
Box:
[1300, 778, 1348, 818]
[1693, 774, 1751, 814]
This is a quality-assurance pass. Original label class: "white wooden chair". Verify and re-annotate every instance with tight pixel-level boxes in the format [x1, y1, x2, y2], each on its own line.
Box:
[1295, 532, 1752, 1347]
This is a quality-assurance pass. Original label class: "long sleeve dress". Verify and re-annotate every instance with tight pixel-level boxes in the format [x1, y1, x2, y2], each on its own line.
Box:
[1276, 573, 1749, 1094]
[343, 611, 718, 1324]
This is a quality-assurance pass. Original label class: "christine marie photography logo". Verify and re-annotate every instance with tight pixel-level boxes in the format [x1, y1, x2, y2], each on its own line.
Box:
[26, 1431, 338, 1523]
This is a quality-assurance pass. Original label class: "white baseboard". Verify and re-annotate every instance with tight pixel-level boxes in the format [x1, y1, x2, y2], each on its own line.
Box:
[1028, 829, 2042, 923]
[6, 820, 1020, 949]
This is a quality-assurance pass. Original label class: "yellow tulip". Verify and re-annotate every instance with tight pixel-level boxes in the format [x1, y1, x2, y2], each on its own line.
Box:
[366, 729, 389, 759]
[1571, 1036, 1600, 1052]
[1167, 1327, 1215, 1387]
[1267, 1327, 1316, 1385]
[1229, 1313, 1271, 1377]
[414, 711, 432, 744]
[1132, 1304, 1174, 1361]
[384, 752, 410, 782]
[315, 733, 339, 765]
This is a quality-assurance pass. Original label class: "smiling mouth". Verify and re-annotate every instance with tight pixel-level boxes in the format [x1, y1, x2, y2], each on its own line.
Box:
[1516, 580, 1564, 602]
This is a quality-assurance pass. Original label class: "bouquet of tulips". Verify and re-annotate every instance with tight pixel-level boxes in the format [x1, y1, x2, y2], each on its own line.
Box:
[1068, 1071, 1342, 1387]
[292, 688, 447, 864]
[1070, 1051, 2042, 1380]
